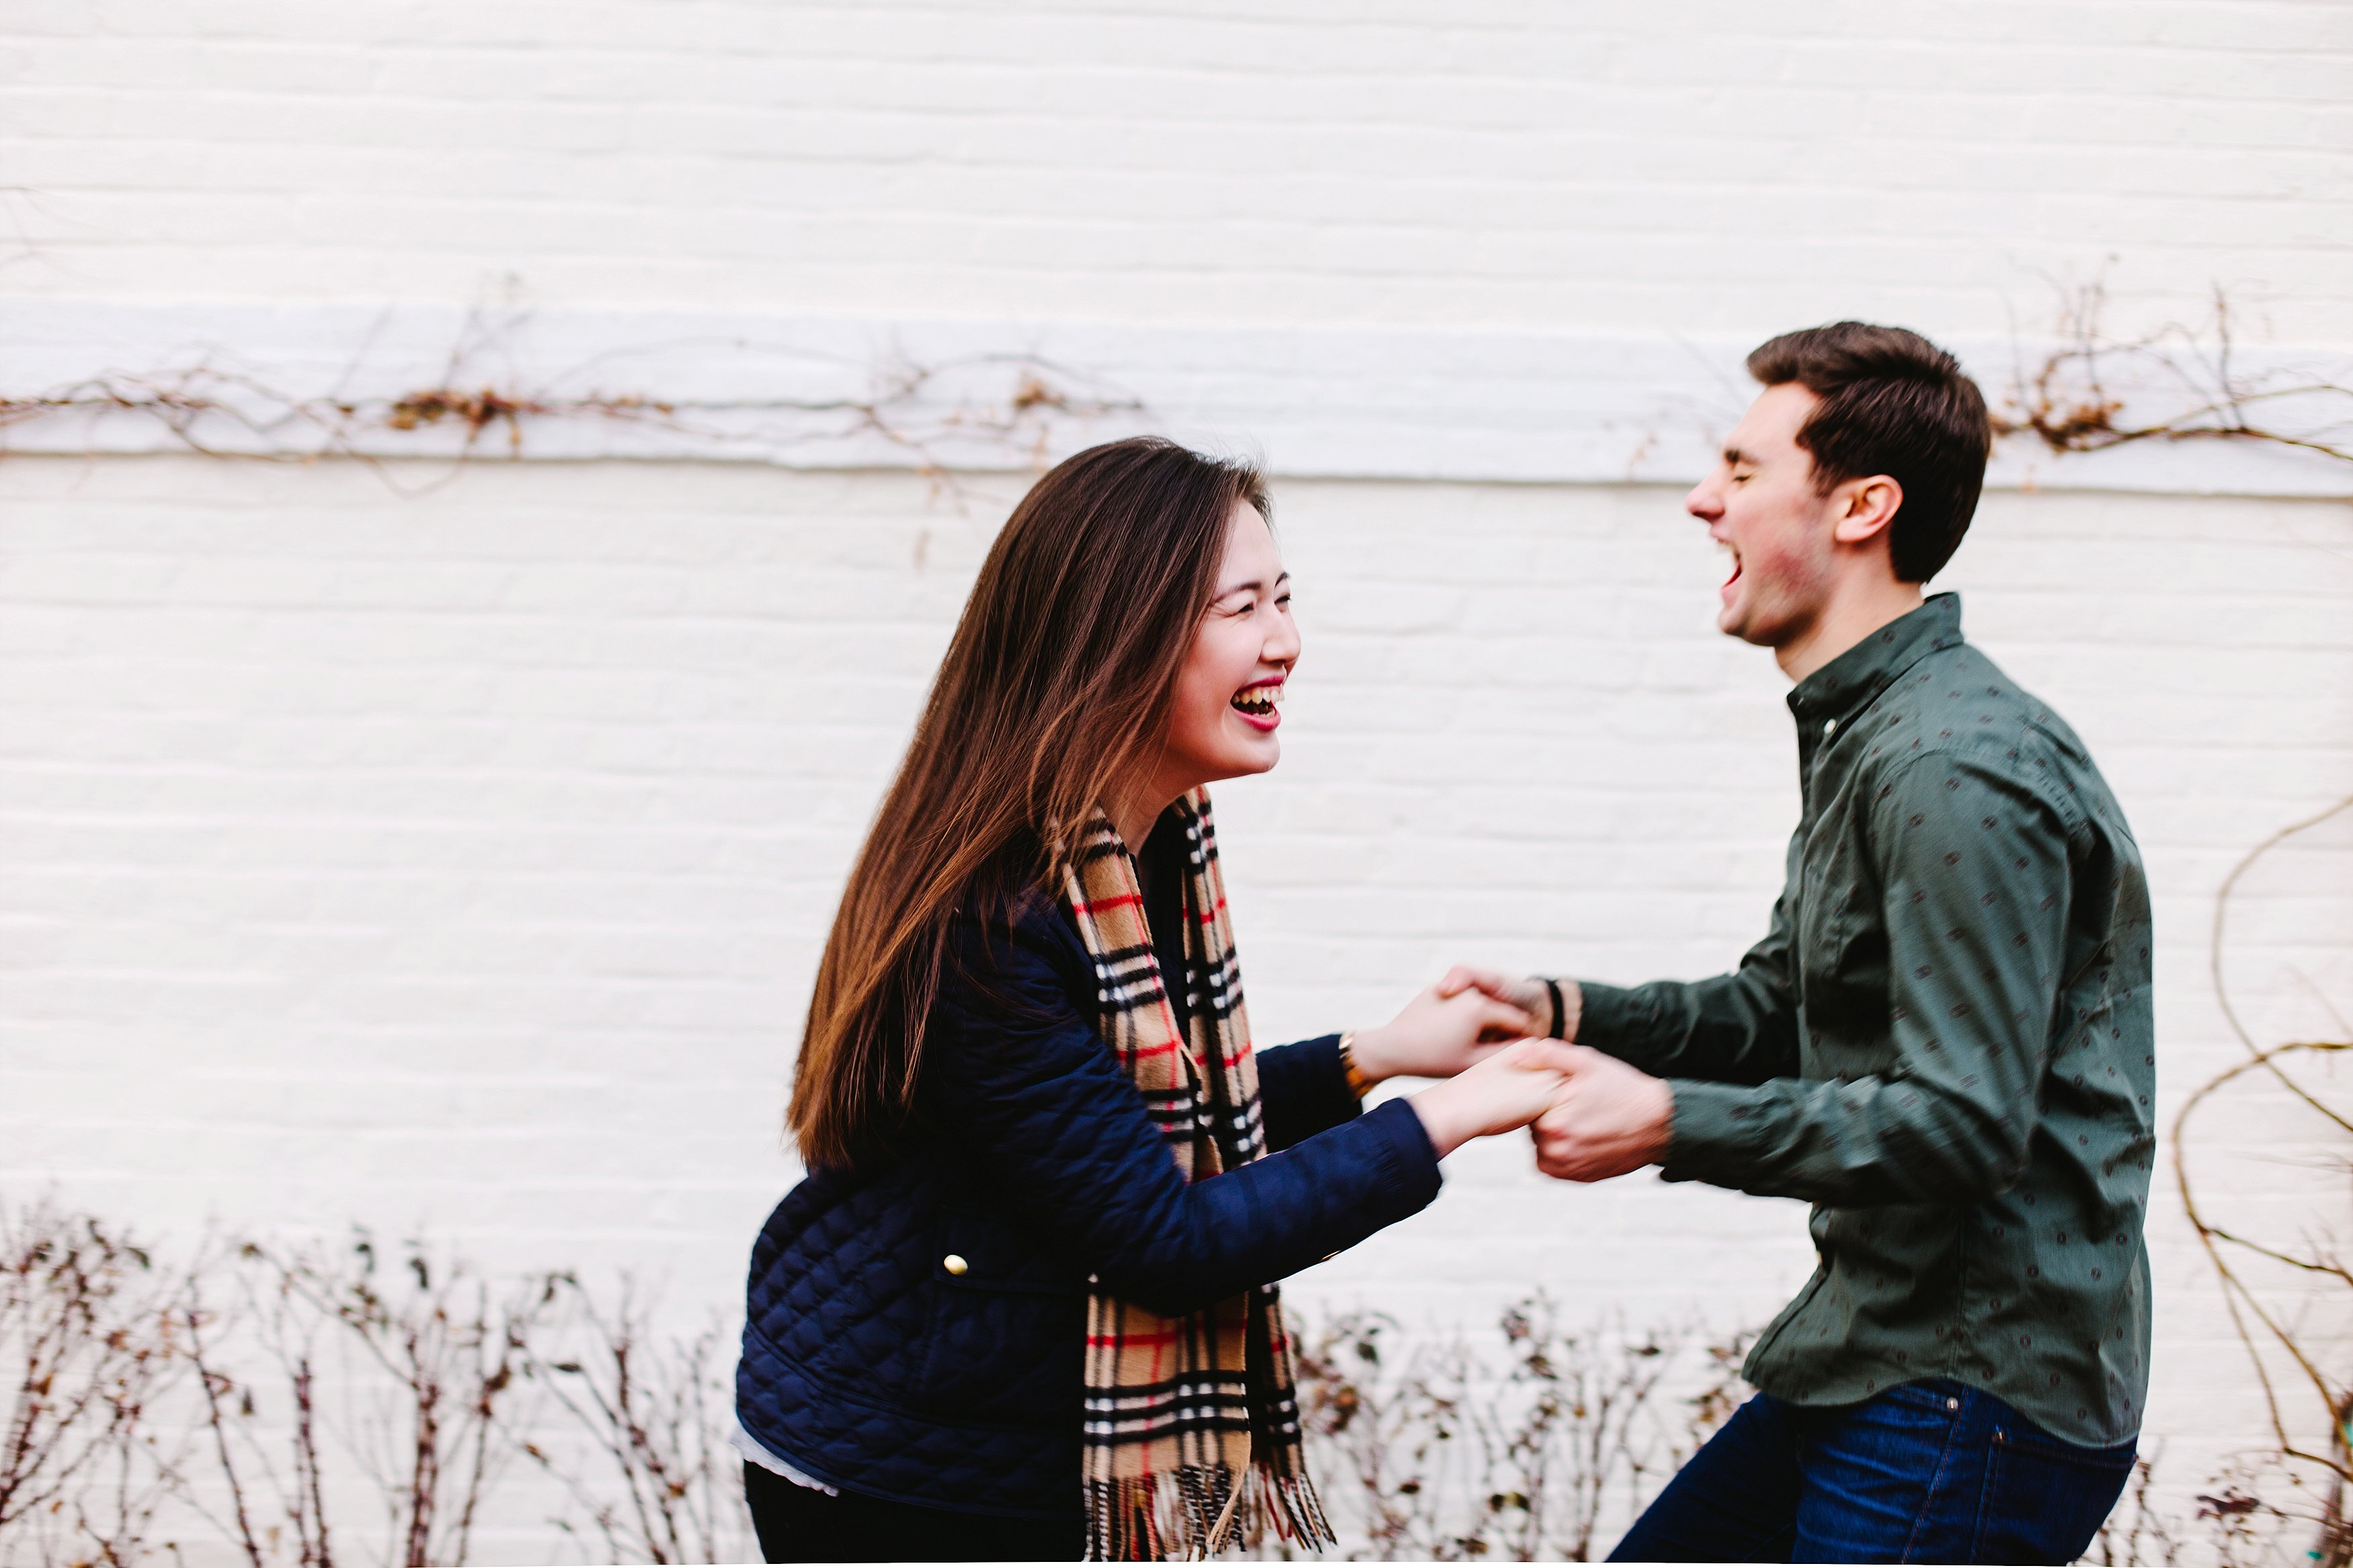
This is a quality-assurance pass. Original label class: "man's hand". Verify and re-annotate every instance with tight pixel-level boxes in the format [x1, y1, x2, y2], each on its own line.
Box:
[1530, 1046, 1673, 1182]
[1437, 965, 1580, 1042]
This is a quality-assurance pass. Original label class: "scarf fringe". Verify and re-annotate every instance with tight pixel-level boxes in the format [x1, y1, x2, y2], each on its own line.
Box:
[1085, 1461, 1337, 1561]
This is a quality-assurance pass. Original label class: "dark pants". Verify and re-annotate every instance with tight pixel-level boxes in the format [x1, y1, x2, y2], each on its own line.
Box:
[744, 1461, 1084, 1563]
[1610, 1378, 2137, 1564]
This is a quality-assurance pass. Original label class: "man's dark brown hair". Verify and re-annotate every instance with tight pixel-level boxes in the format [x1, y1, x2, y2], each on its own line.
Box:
[1747, 322, 1993, 582]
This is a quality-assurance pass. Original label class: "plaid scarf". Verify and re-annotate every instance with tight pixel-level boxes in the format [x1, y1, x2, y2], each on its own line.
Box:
[1062, 790, 1335, 1561]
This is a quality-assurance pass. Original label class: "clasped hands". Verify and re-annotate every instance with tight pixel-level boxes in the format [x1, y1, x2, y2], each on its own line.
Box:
[1353, 971, 1673, 1179]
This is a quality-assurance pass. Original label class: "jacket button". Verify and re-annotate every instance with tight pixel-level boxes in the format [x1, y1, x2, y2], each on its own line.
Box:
[942, 1254, 969, 1276]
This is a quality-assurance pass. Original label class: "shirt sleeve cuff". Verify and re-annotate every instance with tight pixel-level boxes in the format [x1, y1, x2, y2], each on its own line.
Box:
[1658, 1078, 1769, 1188]
[1571, 980, 1643, 1050]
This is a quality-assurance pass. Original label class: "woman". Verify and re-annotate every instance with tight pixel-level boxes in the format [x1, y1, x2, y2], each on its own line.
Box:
[735, 438, 1574, 1562]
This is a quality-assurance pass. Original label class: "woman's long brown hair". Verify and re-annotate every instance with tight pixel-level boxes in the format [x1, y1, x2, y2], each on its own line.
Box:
[789, 438, 1270, 1170]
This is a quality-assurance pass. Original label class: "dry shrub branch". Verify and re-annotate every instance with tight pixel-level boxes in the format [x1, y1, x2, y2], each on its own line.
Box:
[1289, 1298, 1755, 1561]
[0, 1214, 182, 1567]
[518, 1275, 743, 1567]
[0, 1211, 756, 1567]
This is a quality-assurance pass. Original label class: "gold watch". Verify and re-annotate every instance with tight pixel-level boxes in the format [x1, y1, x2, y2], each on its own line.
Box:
[1337, 1031, 1373, 1099]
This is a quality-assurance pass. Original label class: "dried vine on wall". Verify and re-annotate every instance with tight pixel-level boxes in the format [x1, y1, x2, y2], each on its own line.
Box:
[2173, 795, 2353, 1568]
[1997, 284, 2353, 466]
[1993, 282, 2353, 1568]
[0, 314, 1147, 499]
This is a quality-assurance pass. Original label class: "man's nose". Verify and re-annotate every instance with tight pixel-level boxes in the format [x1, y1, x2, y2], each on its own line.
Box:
[1685, 481, 1720, 520]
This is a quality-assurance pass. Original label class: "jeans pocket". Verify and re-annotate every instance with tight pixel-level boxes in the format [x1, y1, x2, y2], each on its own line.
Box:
[1972, 1423, 2137, 1565]
[1878, 1376, 1968, 1415]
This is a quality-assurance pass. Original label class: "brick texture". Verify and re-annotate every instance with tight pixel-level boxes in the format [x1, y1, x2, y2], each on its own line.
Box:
[3, 0, 2351, 1542]
[0, 455, 2347, 1526]
[1, 3, 2350, 343]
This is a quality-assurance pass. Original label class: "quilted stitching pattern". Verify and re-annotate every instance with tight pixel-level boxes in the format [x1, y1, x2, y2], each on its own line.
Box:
[737, 900, 1441, 1518]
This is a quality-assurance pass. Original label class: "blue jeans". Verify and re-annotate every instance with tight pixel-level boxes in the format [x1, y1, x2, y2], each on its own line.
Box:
[1610, 1379, 2137, 1564]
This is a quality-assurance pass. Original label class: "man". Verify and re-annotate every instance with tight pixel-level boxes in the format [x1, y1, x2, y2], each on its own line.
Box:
[1449, 323, 2152, 1563]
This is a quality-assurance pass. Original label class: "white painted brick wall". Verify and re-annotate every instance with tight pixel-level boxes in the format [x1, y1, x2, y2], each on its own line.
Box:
[1, 454, 2347, 1534]
[3, 0, 2351, 1549]
[2, 1, 2350, 345]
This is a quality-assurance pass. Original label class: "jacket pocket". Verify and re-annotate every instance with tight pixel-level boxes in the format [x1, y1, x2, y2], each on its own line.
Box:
[906, 1214, 1088, 1430]
[934, 1212, 1088, 1296]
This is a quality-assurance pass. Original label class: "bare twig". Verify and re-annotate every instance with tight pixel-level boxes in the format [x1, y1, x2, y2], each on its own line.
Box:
[2173, 792, 2353, 1567]
[1291, 1298, 1752, 1561]
[0, 1201, 182, 1568]
[0, 318, 1150, 503]
[514, 1275, 750, 1566]
[1999, 283, 2353, 470]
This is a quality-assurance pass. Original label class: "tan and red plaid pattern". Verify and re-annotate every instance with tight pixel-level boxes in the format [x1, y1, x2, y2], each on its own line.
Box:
[1063, 790, 1334, 1561]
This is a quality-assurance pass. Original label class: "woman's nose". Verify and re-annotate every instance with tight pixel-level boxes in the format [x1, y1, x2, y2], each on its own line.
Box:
[1267, 610, 1302, 662]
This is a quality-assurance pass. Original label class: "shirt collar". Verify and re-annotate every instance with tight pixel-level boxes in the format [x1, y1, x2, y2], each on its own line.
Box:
[1786, 591, 1965, 728]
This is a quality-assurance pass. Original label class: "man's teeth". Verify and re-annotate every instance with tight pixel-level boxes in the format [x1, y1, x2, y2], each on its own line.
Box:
[1231, 682, 1285, 714]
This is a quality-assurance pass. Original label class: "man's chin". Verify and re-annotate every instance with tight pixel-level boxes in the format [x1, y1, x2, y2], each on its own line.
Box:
[1716, 598, 1787, 651]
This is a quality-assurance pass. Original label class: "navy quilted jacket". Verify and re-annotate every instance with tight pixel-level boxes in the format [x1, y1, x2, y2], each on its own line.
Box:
[736, 893, 1444, 1520]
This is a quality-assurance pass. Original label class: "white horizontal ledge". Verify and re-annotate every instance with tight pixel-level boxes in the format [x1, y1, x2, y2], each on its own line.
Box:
[2, 300, 2348, 499]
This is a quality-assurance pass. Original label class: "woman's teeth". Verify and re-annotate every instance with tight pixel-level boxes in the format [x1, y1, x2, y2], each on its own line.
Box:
[1230, 682, 1285, 716]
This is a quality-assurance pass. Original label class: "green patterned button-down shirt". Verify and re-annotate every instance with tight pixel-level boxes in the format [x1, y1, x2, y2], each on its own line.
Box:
[1576, 593, 2153, 1446]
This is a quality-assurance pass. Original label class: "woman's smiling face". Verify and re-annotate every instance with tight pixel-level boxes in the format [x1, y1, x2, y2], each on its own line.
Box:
[1156, 501, 1298, 796]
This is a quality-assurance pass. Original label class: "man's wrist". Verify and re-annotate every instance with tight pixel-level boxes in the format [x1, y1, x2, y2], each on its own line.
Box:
[1649, 1077, 1760, 1184]
[1337, 1030, 1378, 1096]
[1644, 1073, 1675, 1163]
[1536, 977, 1583, 1042]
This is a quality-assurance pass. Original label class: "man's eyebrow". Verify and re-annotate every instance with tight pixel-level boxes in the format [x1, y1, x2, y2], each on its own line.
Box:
[1723, 445, 1752, 466]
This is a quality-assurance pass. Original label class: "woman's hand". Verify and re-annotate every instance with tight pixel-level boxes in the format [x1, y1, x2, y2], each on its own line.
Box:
[1348, 984, 1536, 1085]
[1406, 1038, 1581, 1158]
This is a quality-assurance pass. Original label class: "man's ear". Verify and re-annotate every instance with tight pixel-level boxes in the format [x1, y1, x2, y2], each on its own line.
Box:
[1831, 474, 1903, 548]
